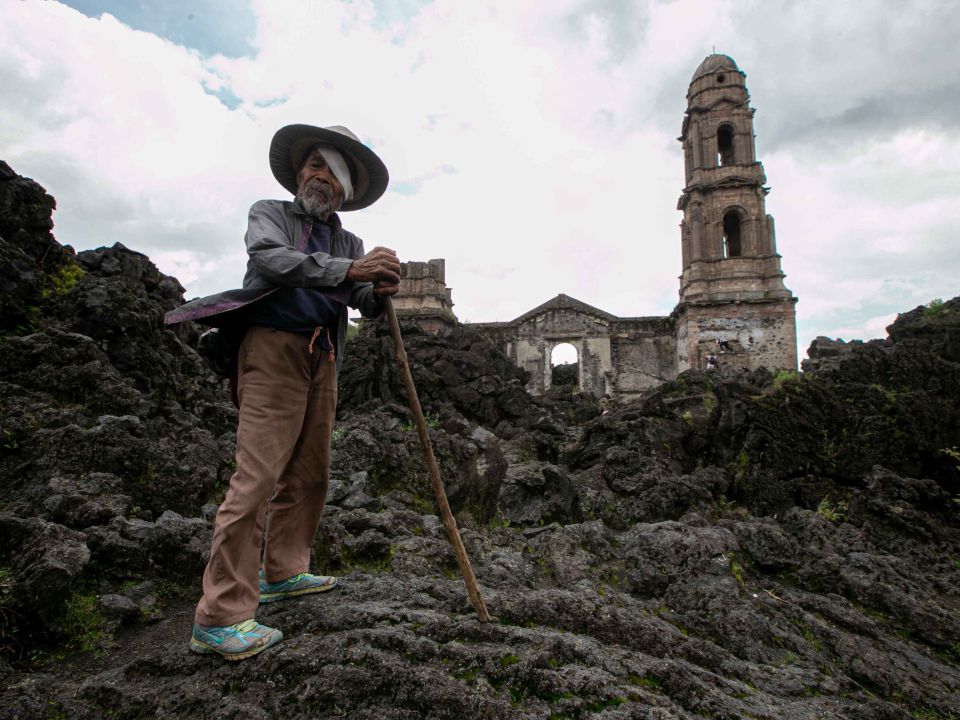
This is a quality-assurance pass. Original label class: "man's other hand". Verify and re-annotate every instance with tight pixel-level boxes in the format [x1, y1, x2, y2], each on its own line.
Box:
[374, 280, 400, 296]
[347, 247, 401, 293]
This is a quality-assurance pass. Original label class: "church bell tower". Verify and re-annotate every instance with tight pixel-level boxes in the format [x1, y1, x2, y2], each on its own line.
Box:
[675, 54, 798, 372]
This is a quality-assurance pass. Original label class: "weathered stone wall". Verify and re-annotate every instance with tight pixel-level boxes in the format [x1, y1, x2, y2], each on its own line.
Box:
[472, 297, 677, 399]
[610, 317, 678, 400]
[678, 254, 792, 304]
[676, 299, 798, 372]
[392, 259, 457, 333]
[477, 302, 615, 397]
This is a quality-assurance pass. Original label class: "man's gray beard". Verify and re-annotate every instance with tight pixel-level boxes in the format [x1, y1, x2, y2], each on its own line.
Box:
[297, 179, 338, 219]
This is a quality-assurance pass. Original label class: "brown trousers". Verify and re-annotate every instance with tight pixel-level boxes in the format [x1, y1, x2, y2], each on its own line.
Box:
[195, 326, 337, 627]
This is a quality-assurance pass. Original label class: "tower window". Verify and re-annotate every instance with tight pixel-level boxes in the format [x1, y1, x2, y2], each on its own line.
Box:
[722, 211, 742, 257]
[717, 125, 735, 166]
[716, 73, 726, 83]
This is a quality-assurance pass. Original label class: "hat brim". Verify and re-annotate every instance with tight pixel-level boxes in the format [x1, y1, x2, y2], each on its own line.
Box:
[269, 124, 389, 211]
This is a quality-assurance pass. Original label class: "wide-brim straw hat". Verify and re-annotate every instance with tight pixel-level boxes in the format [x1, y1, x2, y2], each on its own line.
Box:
[269, 124, 389, 211]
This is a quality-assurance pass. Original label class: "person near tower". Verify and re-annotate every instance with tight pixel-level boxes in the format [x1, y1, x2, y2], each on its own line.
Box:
[164, 124, 400, 660]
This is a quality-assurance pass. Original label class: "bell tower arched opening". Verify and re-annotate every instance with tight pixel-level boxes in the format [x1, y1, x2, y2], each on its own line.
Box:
[717, 124, 735, 166]
[722, 210, 742, 258]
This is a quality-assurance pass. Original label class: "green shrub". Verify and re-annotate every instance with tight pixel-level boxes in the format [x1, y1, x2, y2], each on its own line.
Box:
[817, 496, 848, 523]
[730, 559, 745, 585]
[923, 298, 945, 316]
[729, 449, 749, 487]
[62, 591, 103, 653]
[487, 515, 511, 530]
[773, 369, 799, 390]
[41, 262, 85, 299]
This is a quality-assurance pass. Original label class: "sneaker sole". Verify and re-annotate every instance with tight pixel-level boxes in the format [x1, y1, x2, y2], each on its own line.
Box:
[189, 631, 283, 661]
[259, 577, 338, 604]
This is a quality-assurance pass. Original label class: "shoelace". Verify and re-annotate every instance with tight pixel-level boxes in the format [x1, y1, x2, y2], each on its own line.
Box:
[230, 619, 261, 636]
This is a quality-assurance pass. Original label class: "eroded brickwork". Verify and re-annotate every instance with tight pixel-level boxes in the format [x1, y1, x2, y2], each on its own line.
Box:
[676, 302, 797, 372]
[610, 318, 678, 399]
[392, 258, 457, 334]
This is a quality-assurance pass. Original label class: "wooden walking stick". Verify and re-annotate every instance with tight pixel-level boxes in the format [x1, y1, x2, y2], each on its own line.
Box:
[384, 297, 491, 623]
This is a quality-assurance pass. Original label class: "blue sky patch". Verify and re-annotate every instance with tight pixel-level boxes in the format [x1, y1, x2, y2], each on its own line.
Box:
[202, 82, 243, 110]
[253, 97, 288, 109]
[391, 180, 421, 196]
[61, 0, 258, 58]
[370, 0, 432, 38]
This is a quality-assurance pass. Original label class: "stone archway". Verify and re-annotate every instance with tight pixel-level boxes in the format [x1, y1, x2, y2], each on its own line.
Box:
[550, 342, 579, 390]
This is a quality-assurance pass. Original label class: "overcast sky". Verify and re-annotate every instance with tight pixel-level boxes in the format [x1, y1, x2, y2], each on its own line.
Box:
[1, 0, 958, 361]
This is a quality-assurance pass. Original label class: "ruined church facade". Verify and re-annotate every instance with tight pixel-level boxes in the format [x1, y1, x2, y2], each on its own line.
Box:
[392, 55, 798, 400]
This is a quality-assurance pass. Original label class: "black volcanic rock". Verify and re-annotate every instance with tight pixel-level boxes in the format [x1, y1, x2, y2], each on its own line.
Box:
[338, 320, 537, 431]
[0, 164, 234, 661]
[889, 296, 960, 364]
[0, 161, 959, 719]
[0, 160, 73, 335]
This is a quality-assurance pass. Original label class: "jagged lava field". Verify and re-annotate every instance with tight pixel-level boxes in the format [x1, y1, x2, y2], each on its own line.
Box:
[1, 161, 959, 719]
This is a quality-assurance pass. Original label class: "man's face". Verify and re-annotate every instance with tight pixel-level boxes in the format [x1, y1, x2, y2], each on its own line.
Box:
[295, 147, 344, 219]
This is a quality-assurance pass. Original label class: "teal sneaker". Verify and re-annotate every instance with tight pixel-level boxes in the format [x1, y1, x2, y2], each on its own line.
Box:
[259, 572, 338, 604]
[189, 619, 282, 660]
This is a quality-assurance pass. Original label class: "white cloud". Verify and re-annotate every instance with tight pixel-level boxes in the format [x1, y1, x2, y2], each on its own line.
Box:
[763, 125, 960, 351]
[0, 1, 275, 286]
[1, 0, 958, 364]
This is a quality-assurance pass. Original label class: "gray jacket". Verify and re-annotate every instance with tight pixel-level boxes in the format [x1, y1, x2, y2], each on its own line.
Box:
[164, 198, 384, 373]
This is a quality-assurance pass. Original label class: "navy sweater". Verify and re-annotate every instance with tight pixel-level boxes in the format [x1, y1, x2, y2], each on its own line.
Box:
[244, 220, 341, 351]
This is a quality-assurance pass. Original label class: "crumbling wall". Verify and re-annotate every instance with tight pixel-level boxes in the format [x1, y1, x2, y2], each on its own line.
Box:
[473, 300, 677, 399]
[506, 310, 613, 396]
[676, 299, 798, 372]
[392, 258, 457, 333]
[610, 317, 678, 400]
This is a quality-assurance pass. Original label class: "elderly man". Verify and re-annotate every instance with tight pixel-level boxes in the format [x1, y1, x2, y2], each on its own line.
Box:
[164, 124, 400, 660]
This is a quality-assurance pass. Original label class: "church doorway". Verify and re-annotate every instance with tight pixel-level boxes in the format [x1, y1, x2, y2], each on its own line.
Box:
[550, 342, 579, 389]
